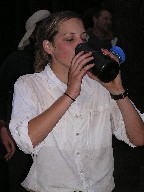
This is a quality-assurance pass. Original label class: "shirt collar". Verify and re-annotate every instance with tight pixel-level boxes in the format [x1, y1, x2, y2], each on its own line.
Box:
[43, 64, 67, 90]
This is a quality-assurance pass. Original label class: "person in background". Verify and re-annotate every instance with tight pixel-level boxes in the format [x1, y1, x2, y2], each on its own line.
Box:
[84, 5, 120, 51]
[9, 11, 144, 192]
[0, 9, 50, 192]
[0, 122, 15, 192]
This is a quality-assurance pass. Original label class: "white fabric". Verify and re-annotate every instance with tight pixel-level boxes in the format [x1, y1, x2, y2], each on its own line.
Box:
[18, 10, 51, 50]
[10, 65, 143, 192]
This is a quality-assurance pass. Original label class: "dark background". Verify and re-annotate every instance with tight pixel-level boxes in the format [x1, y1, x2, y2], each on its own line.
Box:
[0, 0, 144, 112]
[0, 1, 144, 191]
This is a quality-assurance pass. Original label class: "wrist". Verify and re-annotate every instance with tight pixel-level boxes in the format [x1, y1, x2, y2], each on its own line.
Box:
[64, 93, 76, 102]
[110, 89, 128, 100]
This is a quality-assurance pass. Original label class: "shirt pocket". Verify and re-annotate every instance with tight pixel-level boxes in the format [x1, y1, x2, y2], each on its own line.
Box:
[87, 104, 112, 149]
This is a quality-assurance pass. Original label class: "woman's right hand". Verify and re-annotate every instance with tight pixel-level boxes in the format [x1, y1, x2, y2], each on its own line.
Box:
[66, 51, 94, 99]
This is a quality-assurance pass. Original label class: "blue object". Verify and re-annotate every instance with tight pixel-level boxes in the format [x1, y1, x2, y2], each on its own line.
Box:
[110, 46, 125, 64]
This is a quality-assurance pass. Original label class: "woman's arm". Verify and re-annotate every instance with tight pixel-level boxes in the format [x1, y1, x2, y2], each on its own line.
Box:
[28, 94, 74, 147]
[116, 95, 144, 146]
[87, 48, 144, 146]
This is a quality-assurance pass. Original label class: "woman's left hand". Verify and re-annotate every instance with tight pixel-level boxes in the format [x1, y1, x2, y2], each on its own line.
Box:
[87, 48, 125, 95]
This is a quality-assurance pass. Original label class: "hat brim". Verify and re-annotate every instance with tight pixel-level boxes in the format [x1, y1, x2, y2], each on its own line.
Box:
[18, 28, 34, 50]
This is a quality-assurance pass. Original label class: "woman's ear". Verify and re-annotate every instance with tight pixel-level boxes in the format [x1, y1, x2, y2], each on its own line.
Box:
[43, 40, 53, 54]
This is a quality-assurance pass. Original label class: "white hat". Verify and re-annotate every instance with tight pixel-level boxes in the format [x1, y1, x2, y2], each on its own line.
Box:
[18, 10, 51, 50]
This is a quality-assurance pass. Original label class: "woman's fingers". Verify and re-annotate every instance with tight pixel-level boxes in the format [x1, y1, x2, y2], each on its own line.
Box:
[101, 48, 119, 63]
[71, 51, 94, 73]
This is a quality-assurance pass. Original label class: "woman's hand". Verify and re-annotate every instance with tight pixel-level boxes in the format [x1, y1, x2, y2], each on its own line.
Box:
[66, 51, 94, 99]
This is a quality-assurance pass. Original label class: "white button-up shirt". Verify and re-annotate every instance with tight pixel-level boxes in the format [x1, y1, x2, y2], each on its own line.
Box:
[9, 65, 143, 192]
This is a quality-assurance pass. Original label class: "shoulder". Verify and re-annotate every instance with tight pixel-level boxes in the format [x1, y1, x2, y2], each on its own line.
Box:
[15, 73, 37, 85]
[13, 73, 39, 97]
[14, 74, 34, 89]
[15, 70, 47, 87]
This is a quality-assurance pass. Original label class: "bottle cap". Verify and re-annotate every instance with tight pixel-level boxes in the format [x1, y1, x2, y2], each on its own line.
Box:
[110, 46, 125, 64]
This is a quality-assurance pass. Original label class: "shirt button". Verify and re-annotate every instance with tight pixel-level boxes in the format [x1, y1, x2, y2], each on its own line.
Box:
[76, 152, 80, 155]
[76, 132, 79, 136]
[80, 170, 83, 174]
[75, 114, 79, 118]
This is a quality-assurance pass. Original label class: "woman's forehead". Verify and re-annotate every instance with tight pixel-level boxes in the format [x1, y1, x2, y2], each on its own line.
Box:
[58, 18, 85, 33]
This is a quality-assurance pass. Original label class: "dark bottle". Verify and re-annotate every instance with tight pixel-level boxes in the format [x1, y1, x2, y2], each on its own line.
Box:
[75, 43, 125, 83]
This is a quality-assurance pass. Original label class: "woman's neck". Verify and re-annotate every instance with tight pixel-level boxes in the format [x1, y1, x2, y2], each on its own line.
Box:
[50, 63, 69, 85]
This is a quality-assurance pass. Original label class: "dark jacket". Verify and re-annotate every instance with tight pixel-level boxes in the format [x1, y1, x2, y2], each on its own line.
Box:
[0, 45, 34, 122]
[86, 27, 121, 51]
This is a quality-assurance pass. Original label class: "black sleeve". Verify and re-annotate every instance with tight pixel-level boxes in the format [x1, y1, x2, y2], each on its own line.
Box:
[0, 50, 34, 121]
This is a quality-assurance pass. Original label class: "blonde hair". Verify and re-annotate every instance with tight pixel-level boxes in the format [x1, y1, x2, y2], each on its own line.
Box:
[34, 11, 81, 72]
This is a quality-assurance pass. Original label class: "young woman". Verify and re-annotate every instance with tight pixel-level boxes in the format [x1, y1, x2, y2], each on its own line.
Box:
[9, 11, 144, 192]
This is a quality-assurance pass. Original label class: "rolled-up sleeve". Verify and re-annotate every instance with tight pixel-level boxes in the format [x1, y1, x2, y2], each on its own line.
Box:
[9, 76, 44, 155]
[110, 99, 144, 147]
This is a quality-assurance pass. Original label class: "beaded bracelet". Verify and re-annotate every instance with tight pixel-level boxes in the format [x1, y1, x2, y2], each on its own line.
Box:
[64, 93, 75, 102]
